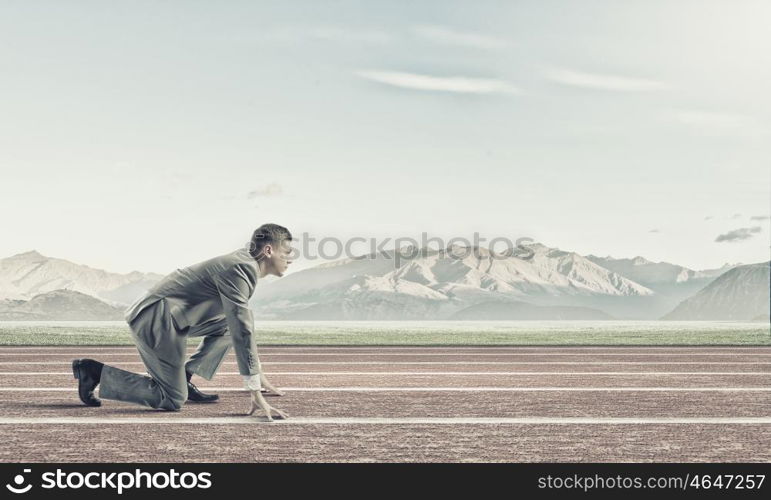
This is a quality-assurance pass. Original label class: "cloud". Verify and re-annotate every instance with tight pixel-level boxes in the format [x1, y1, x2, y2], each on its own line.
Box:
[545, 68, 669, 92]
[355, 71, 521, 95]
[412, 25, 510, 49]
[731, 213, 742, 219]
[704, 216, 713, 221]
[750, 215, 770, 221]
[247, 183, 283, 199]
[648, 229, 660, 233]
[715, 226, 762, 243]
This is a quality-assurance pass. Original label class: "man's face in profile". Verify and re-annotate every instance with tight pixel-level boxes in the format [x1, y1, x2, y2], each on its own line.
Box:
[264, 239, 293, 277]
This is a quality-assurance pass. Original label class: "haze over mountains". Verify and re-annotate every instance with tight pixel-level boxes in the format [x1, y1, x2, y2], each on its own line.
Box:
[0, 246, 765, 321]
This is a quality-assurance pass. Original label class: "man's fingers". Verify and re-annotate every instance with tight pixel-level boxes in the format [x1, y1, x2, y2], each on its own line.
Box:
[247, 391, 287, 421]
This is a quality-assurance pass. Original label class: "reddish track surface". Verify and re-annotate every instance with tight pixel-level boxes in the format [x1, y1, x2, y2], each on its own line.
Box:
[1, 346, 769, 462]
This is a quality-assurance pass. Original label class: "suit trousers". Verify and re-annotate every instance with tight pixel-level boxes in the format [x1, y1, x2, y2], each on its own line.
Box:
[99, 298, 232, 411]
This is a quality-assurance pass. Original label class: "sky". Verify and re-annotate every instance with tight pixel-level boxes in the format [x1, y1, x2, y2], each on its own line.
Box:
[1, 0, 769, 274]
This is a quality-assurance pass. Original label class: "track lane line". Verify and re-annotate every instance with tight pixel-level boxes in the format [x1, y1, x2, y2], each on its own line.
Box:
[0, 348, 771, 354]
[2, 352, 770, 356]
[1, 386, 770, 392]
[3, 371, 770, 376]
[2, 361, 769, 366]
[0, 416, 769, 424]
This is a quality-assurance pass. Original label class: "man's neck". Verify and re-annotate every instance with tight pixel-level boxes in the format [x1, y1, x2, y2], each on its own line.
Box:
[257, 259, 269, 278]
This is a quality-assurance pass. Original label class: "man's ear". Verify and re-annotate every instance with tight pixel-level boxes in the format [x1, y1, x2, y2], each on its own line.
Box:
[263, 244, 273, 257]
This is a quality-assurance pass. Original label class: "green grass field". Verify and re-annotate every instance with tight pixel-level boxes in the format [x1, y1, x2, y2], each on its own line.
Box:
[0, 321, 769, 346]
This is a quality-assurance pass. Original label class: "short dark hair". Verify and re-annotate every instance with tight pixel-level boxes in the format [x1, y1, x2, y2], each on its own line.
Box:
[248, 223, 292, 258]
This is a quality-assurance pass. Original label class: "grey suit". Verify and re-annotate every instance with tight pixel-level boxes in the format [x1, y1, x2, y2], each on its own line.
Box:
[99, 248, 262, 410]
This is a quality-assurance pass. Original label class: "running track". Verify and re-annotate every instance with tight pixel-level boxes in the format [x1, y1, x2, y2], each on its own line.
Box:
[0, 346, 769, 462]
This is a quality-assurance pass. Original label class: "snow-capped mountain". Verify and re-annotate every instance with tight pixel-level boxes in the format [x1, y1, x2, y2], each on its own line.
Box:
[662, 262, 770, 320]
[0, 250, 162, 305]
[250, 243, 654, 320]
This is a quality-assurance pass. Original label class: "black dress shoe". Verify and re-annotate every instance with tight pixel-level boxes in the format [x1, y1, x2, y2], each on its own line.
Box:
[72, 359, 104, 407]
[185, 370, 219, 403]
[187, 381, 219, 403]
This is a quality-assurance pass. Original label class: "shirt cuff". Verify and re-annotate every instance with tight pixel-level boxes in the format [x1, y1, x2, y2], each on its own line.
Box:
[243, 374, 262, 391]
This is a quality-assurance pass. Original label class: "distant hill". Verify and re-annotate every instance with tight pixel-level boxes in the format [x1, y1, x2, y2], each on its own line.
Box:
[662, 262, 770, 320]
[0, 289, 125, 320]
[0, 250, 162, 305]
[451, 301, 614, 320]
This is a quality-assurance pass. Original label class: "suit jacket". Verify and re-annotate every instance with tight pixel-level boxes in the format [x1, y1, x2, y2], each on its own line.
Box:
[124, 248, 261, 376]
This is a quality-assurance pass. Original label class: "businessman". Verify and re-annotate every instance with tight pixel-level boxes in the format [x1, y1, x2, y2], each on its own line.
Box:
[71, 223, 293, 420]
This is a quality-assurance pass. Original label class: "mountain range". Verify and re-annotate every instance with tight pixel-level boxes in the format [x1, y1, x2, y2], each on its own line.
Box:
[0, 246, 764, 321]
[250, 244, 652, 320]
[250, 244, 750, 320]
[0, 250, 162, 305]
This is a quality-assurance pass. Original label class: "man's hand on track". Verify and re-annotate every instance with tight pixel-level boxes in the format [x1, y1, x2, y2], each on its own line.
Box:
[247, 390, 288, 421]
